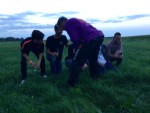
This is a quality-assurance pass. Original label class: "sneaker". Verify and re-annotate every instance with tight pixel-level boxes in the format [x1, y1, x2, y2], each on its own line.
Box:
[43, 75, 47, 79]
[20, 80, 25, 85]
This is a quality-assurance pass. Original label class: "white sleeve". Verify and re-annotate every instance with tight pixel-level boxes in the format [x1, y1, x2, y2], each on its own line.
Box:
[97, 48, 106, 65]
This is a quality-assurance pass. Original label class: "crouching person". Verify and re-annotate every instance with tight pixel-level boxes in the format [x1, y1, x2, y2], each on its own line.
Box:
[106, 32, 123, 66]
[97, 44, 116, 75]
[20, 30, 47, 84]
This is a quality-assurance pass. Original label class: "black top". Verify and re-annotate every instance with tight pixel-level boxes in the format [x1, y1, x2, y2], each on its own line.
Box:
[21, 37, 44, 54]
[46, 35, 68, 60]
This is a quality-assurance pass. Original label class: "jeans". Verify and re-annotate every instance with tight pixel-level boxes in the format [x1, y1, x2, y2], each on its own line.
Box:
[46, 54, 62, 76]
[65, 59, 73, 71]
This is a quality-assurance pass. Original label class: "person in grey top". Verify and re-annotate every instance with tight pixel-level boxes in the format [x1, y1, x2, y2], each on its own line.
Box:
[106, 32, 123, 66]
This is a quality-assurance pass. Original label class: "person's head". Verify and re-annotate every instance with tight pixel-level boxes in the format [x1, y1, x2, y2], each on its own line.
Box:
[31, 30, 44, 44]
[57, 16, 68, 30]
[54, 24, 62, 36]
[113, 32, 121, 44]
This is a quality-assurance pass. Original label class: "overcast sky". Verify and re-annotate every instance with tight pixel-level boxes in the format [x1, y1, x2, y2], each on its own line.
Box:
[0, 0, 150, 39]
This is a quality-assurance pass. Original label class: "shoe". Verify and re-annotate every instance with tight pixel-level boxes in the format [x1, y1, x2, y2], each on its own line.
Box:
[42, 75, 47, 78]
[20, 80, 25, 85]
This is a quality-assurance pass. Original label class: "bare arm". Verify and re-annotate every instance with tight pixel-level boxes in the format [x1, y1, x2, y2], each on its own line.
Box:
[46, 48, 58, 57]
[36, 53, 43, 68]
[23, 53, 36, 67]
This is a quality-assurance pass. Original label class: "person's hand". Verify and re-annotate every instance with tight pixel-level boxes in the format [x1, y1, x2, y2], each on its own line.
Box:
[82, 63, 88, 70]
[118, 55, 123, 59]
[29, 60, 36, 67]
[36, 61, 41, 68]
[114, 54, 122, 59]
[52, 52, 59, 57]
[115, 50, 122, 55]
[55, 52, 59, 57]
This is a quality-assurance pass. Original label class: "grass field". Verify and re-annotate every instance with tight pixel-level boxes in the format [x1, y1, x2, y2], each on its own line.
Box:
[0, 36, 150, 113]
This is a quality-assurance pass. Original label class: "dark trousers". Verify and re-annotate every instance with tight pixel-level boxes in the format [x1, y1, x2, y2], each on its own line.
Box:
[98, 61, 114, 75]
[68, 36, 104, 87]
[65, 59, 73, 71]
[46, 54, 62, 76]
[20, 51, 45, 80]
[110, 58, 123, 66]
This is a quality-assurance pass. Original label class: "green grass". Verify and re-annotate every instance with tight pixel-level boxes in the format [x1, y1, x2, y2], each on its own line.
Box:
[0, 36, 150, 113]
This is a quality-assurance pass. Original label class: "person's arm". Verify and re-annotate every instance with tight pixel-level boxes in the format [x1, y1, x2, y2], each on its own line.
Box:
[114, 43, 123, 58]
[46, 37, 58, 57]
[107, 45, 115, 58]
[46, 48, 58, 57]
[23, 53, 36, 67]
[36, 53, 43, 68]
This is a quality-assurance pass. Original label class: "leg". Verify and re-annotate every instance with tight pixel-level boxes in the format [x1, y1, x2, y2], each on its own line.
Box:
[98, 65, 105, 75]
[40, 56, 46, 75]
[67, 61, 82, 87]
[116, 58, 123, 66]
[33, 52, 46, 76]
[88, 44, 100, 79]
[68, 36, 103, 87]
[46, 54, 56, 76]
[55, 58, 62, 75]
[65, 59, 73, 72]
[20, 55, 27, 80]
[67, 47, 89, 87]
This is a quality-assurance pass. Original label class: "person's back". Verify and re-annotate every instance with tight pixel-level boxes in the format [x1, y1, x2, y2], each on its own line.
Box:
[64, 18, 104, 48]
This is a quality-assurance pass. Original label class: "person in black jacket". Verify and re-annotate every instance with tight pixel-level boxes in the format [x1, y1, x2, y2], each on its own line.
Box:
[20, 30, 47, 84]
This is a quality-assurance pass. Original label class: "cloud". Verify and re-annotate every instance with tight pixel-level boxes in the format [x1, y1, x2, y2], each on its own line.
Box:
[85, 18, 103, 24]
[42, 11, 79, 18]
[102, 14, 150, 23]
[0, 11, 79, 31]
[0, 11, 54, 31]
[124, 14, 150, 20]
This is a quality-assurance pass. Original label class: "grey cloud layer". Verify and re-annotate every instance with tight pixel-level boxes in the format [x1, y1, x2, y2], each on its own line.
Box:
[0, 11, 150, 31]
[86, 14, 150, 24]
[0, 11, 78, 30]
[103, 14, 150, 23]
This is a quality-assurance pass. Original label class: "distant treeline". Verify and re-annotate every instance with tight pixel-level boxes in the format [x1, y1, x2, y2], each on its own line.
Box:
[0, 37, 24, 41]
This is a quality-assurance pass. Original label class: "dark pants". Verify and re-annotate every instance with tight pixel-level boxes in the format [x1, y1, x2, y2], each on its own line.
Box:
[46, 54, 62, 76]
[20, 52, 45, 80]
[98, 61, 114, 75]
[65, 59, 73, 71]
[68, 36, 104, 87]
[110, 58, 123, 66]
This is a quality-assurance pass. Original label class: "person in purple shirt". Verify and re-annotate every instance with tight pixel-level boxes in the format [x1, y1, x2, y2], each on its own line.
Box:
[57, 16, 104, 87]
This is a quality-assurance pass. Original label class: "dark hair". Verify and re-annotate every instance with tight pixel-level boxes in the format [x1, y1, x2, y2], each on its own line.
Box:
[114, 32, 121, 37]
[32, 30, 44, 40]
[54, 24, 59, 31]
[57, 16, 68, 26]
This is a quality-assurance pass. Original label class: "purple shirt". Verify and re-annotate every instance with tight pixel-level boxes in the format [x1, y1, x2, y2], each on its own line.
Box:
[64, 18, 104, 47]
